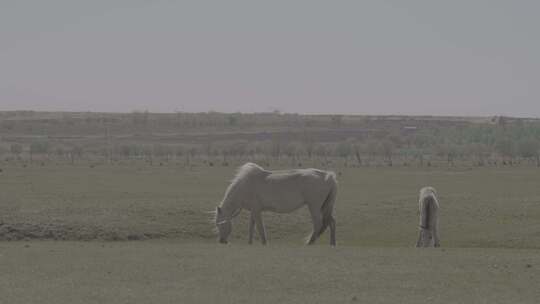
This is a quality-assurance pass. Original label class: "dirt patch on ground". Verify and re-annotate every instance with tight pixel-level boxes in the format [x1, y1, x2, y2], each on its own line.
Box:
[0, 222, 166, 241]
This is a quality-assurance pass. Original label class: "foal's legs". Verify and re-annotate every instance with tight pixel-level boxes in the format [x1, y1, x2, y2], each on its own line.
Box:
[329, 216, 336, 246]
[416, 229, 429, 247]
[415, 231, 423, 248]
[416, 229, 434, 248]
[248, 213, 255, 245]
[433, 226, 440, 247]
[307, 204, 323, 245]
[253, 211, 267, 245]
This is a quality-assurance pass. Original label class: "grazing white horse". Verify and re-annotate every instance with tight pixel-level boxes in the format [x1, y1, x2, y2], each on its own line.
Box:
[416, 186, 440, 248]
[215, 162, 338, 246]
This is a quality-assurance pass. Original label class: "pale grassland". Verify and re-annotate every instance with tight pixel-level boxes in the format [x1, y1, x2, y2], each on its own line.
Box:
[1, 164, 540, 303]
[1, 163, 539, 248]
[1, 242, 539, 304]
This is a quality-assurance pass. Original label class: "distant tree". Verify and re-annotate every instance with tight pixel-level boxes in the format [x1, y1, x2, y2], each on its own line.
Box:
[283, 142, 300, 164]
[244, 142, 258, 161]
[2, 120, 15, 131]
[174, 145, 185, 162]
[55, 147, 65, 159]
[227, 141, 247, 161]
[153, 144, 174, 161]
[30, 140, 49, 162]
[177, 145, 192, 165]
[411, 147, 426, 166]
[271, 140, 282, 161]
[70, 145, 84, 164]
[314, 144, 329, 164]
[366, 139, 380, 161]
[335, 141, 352, 165]
[119, 144, 136, 159]
[303, 139, 315, 160]
[10, 143, 23, 159]
[251, 140, 269, 157]
[466, 143, 490, 166]
[331, 115, 343, 126]
[495, 138, 515, 164]
[227, 115, 239, 126]
[435, 142, 458, 166]
[131, 110, 150, 126]
[142, 145, 154, 165]
[387, 132, 403, 148]
[352, 141, 364, 166]
[204, 141, 214, 159]
[188, 146, 198, 165]
[517, 138, 540, 166]
[379, 140, 395, 166]
[413, 134, 432, 150]
[492, 115, 507, 128]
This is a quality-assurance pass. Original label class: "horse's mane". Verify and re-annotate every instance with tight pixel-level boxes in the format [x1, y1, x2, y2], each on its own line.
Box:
[219, 163, 267, 210]
[230, 162, 266, 185]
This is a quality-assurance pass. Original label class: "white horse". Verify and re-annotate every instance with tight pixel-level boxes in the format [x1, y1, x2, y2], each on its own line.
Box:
[215, 162, 338, 246]
[416, 186, 440, 248]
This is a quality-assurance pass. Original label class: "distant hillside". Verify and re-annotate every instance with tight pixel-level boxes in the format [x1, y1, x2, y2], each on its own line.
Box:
[0, 111, 539, 167]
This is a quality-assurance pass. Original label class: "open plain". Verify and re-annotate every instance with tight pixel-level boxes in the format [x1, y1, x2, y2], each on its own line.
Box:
[1, 163, 540, 303]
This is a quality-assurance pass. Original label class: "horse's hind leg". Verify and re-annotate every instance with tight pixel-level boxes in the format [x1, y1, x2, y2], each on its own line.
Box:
[307, 205, 323, 245]
[329, 216, 336, 246]
[253, 211, 267, 245]
[248, 213, 255, 245]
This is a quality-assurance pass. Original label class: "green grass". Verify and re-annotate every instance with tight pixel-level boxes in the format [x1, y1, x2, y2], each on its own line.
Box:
[1, 164, 540, 303]
[1, 241, 539, 304]
[1, 163, 540, 248]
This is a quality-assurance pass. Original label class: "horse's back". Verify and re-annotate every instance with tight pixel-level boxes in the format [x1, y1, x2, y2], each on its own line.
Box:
[265, 168, 334, 186]
[264, 168, 335, 199]
[240, 167, 334, 212]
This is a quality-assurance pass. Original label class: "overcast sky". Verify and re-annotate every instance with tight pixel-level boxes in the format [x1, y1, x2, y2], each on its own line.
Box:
[1, 0, 539, 116]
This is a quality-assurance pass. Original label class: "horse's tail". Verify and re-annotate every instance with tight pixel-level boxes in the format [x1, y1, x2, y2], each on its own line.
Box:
[420, 194, 436, 230]
[317, 172, 338, 237]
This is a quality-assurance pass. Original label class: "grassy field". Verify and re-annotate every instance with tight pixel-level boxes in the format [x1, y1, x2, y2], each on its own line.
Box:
[1, 163, 540, 303]
[1, 242, 539, 304]
[1, 163, 540, 248]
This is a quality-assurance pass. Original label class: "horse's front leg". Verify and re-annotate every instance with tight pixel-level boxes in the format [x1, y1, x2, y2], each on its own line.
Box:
[433, 226, 440, 248]
[415, 229, 423, 248]
[253, 211, 267, 245]
[248, 213, 255, 245]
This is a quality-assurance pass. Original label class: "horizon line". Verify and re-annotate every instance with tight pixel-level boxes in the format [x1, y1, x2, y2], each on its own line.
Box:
[1, 109, 538, 120]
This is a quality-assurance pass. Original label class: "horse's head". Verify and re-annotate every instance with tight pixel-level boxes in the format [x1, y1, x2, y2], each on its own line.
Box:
[215, 206, 232, 244]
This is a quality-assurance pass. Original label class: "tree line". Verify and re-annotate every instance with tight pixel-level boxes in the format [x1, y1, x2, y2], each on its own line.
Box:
[1, 113, 539, 167]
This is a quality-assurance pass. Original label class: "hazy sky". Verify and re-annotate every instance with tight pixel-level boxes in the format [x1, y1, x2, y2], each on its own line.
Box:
[1, 1, 539, 116]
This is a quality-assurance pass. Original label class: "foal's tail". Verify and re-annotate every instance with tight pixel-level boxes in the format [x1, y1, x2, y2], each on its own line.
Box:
[420, 195, 436, 230]
[318, 172, 338, 237]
